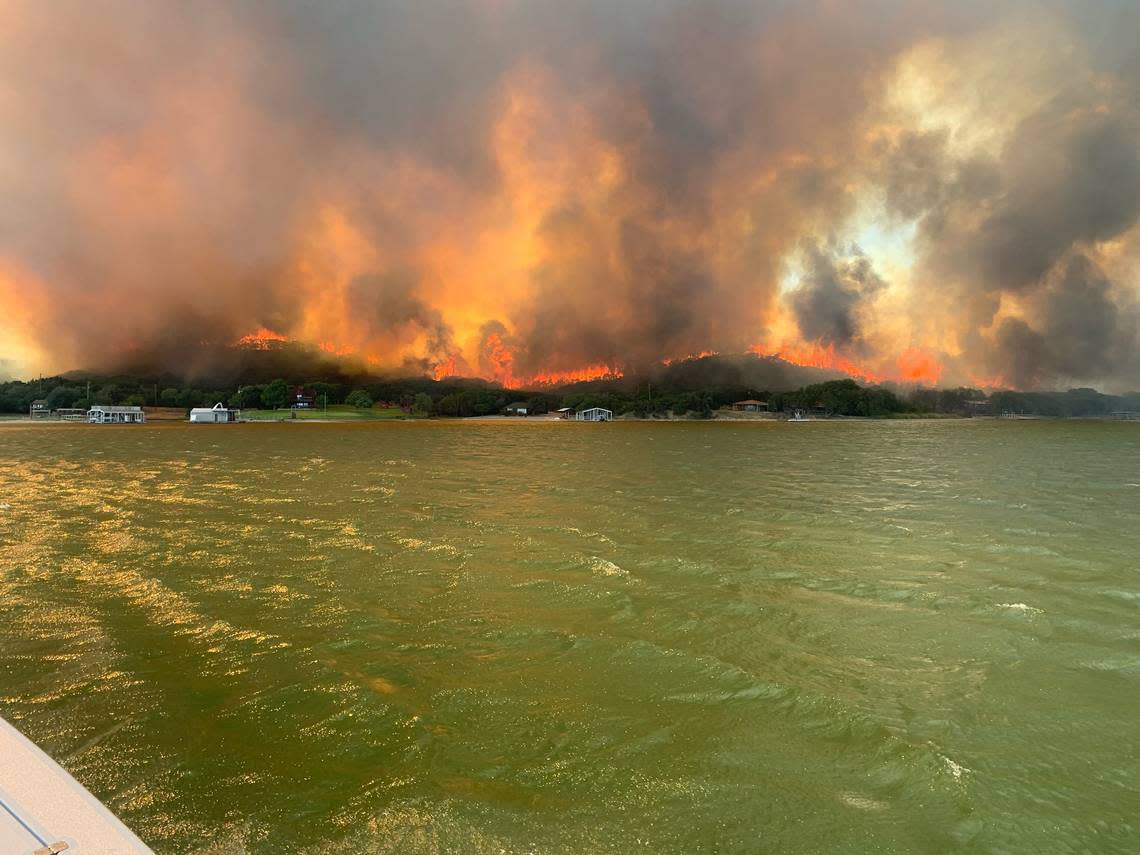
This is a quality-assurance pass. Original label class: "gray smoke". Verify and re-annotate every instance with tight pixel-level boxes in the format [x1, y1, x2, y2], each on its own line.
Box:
[790, 243, 887, 348]
[0, 1, 1137, 389]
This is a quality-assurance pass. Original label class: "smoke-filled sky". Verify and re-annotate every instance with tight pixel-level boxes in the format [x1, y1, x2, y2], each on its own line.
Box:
[1, 0, 1138, 389]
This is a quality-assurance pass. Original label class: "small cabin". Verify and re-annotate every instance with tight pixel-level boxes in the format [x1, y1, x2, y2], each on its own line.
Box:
[731, 399, 768, 412]
[29, 399, 50, 419]
[291, 387, 315, 408]
[556, 407, 574, 419]
[87, 405, 145, 424]
[505, 402, 529, 416]
[190, 402, 240, 423]
[575, 407, 613, 422]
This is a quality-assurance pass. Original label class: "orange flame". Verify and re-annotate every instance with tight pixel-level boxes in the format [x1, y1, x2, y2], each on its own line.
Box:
[319, 340, 355, 357]
[661, 350, 719, 366]
[525, 364, 623, 386]
[895, 347, 943, 385]
[482, 332, 516, 387]
[235, 327, 288, 349]
[751, 342, 884, 384]
[968, 373, 1007, 390]
[432, 353, 461, 381]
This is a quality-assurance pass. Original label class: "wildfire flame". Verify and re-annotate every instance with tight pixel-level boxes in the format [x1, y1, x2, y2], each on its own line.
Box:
[751, 342, 885, 384]
[233, 325, 953, 390]
[894, 347, 943, 385]
[968, 373, 1007, 390]
[481, 332, 516, 387]
[235, 327, 288, 350]
[525, 365, 623, 386]
[432, 353, 461, 381]
[319, 340, 356, 357]
[661, 350, 719, 366]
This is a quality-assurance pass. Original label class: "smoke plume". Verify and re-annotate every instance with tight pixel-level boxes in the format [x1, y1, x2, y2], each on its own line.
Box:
[0, 1, 1137, 389]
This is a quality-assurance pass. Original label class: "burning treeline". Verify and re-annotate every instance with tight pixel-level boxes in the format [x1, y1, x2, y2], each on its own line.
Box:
[1, 1, 1138, 391]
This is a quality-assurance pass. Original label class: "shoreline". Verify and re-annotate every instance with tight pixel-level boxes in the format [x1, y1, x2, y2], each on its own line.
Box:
[3, 414, 1131, 427]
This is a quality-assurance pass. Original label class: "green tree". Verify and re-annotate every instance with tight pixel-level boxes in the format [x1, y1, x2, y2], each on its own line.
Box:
[346, 389, 373, 409]
[160, 387, 180, 406]
[263, 379, 289, 410]
[235, 385, 264, 409]
[45, 386, 81, 409]
[311, 382, 340, 407]
[412, 392, 433, 415]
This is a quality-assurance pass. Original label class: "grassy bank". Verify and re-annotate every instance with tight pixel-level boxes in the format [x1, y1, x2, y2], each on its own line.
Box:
[241, 405, 410, 421]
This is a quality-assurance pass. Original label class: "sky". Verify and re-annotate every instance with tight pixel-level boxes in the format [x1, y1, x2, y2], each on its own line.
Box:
[1, 0, 1138, 390]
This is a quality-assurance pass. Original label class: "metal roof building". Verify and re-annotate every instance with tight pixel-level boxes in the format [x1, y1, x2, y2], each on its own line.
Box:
[190, 402, 240, 423]
[575, 407, 613, 422]
[87, 405, 146, 424]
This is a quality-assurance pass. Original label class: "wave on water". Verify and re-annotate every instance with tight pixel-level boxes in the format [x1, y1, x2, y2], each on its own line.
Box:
[590, 557, 630, 579]
[996, 602, 1044, 615]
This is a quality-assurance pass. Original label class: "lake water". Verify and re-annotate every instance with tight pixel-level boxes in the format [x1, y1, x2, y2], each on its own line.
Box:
[1, 420, 1137, 853]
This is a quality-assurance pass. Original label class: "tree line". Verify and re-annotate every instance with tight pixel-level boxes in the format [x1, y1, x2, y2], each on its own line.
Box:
[3, 373, 1137, 419]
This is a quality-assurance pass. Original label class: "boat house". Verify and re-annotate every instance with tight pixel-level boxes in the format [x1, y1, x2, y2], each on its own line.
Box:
[87, 405, 146, 424]
[190, 402, 241, 423]
[575, 407, 613, 422]
[731, 399, 769, 412]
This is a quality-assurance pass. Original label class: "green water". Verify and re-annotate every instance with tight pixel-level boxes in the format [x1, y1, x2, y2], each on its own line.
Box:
[0, 420, 1136, 853]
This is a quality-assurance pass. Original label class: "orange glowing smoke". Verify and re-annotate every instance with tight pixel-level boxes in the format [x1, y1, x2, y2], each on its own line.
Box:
[235, 327, 288, 349]
[895, 347, 943, 385]
[968, 373, 1007, 390]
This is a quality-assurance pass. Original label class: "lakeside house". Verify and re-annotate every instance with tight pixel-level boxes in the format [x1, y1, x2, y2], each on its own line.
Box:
[556, 407, 574, 419]
[87, 405, 145, 424]
[55, 408, 87, 422]
[291, 387, 315, 408]
[190, 402, 241, 423]
[731, 399, 768, 412]
[29, 399, 50, 419]
[505, 402, 529, 416]
[576, 407, 613, 422]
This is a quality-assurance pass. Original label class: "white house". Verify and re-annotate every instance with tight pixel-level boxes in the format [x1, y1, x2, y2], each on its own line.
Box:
[505, 402, 529, 416]
[190, 402, 240, 423]
[87, 405, 145, 424]
[575, 407, 613, 422]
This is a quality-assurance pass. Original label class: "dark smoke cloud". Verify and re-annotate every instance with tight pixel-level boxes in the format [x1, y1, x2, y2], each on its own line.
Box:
[0, 1, 1136, 389]
[790, 243, 887, 348]
[990, 254, 1135, 388]
[874, 7, 1140, 389]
